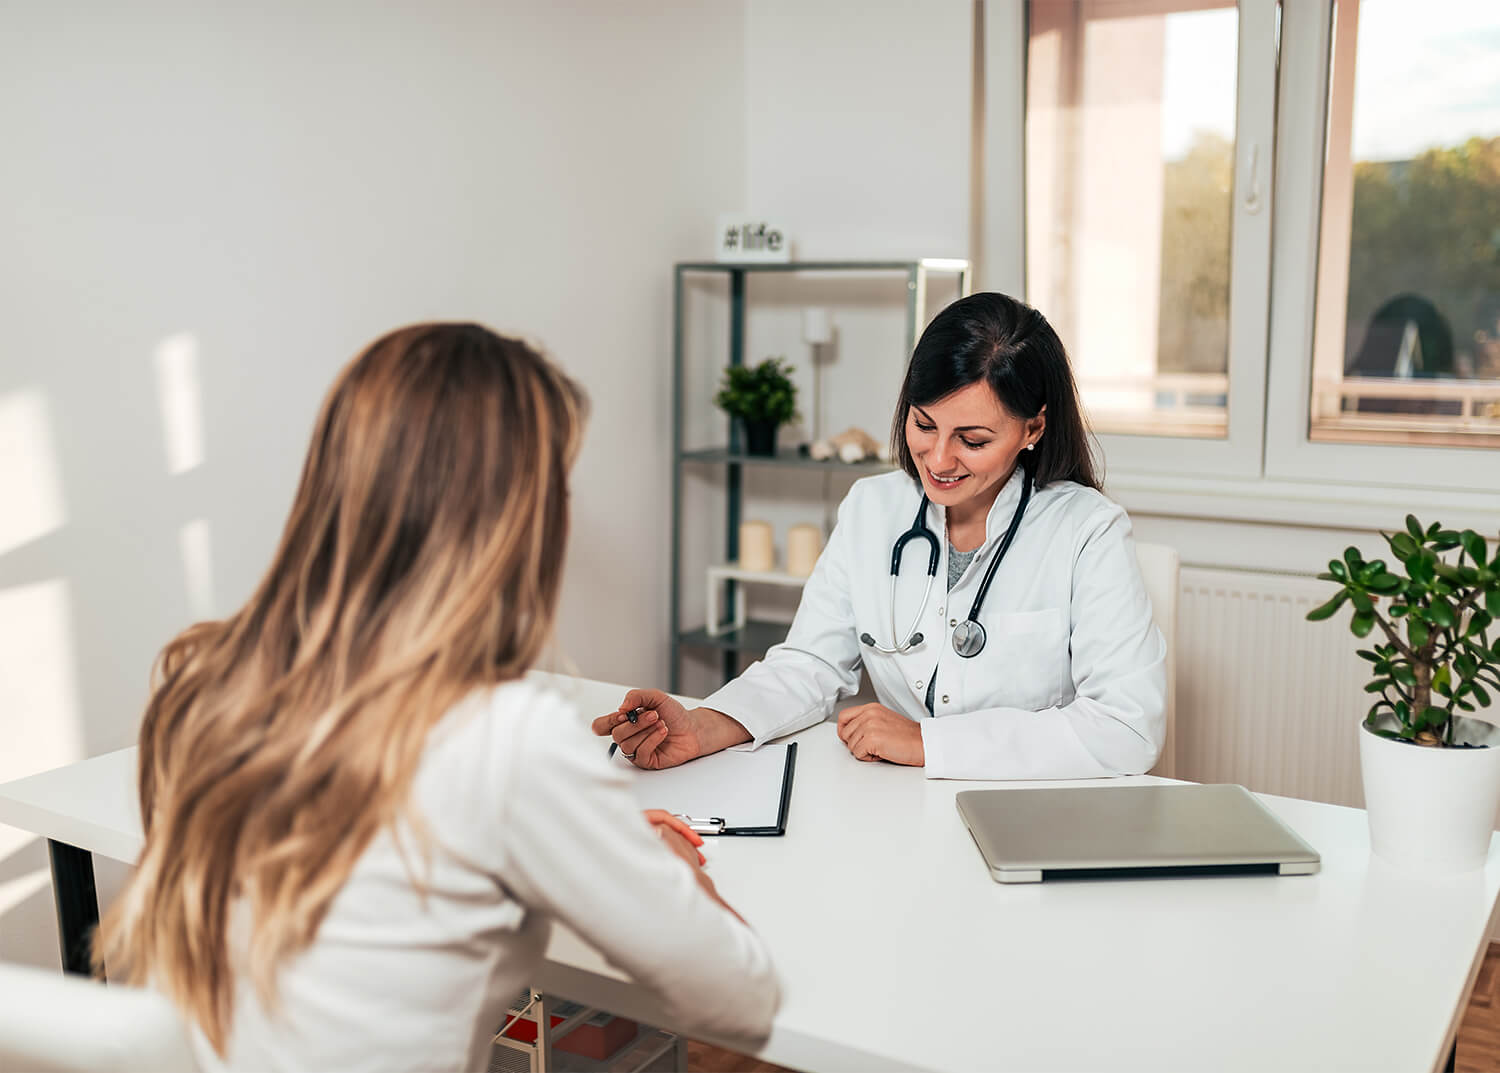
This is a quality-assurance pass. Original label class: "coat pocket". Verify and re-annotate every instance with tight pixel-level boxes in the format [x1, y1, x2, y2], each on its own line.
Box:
[979, 608, 1067, 709]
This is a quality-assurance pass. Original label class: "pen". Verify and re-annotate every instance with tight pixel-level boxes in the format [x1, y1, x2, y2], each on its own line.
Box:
[608, 708, 657, 760]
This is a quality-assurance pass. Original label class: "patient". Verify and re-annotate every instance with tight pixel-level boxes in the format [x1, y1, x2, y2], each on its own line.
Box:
[93, 324, 778, 1070]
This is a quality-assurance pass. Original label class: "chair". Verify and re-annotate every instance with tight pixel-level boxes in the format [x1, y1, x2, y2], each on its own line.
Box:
[0, 961, 199, 1072]
[1134, 542, 1180, 779]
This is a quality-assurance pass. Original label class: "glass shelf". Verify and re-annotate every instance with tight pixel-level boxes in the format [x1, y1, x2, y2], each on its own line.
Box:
[676, 259, 968, 273]
[677, 620, 790, 653]
[679, 446, 893, 474]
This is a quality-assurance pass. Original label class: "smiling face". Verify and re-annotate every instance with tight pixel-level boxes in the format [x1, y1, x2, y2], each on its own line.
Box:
[904, 380, 1045, 523]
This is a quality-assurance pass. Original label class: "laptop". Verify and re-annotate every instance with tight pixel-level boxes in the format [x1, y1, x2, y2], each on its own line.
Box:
[955, 783, 1321, 883]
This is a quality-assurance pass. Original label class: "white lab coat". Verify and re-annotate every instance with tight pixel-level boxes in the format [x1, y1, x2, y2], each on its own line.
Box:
[703, 467, 1167, 780]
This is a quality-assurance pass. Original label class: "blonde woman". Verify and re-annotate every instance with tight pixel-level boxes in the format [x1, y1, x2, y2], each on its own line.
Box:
[94, 324, 779, 1070]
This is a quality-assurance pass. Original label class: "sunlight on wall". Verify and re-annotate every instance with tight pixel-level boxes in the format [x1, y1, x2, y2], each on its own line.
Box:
[153, 332, 204, 475]
[0, 866, 51, 923]
[179, 518, 216, 619]
[0, 390, 67, 556]
[0, 580, 83, 859]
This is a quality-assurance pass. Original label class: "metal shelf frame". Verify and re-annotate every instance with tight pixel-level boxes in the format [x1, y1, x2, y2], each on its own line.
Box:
[669, 259, 971, 690]
[489, 991, 684, 1073]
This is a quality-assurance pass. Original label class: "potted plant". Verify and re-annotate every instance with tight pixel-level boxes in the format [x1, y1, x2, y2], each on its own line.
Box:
[714, 358, 798, 457]
[1308, 515, 1500, 871]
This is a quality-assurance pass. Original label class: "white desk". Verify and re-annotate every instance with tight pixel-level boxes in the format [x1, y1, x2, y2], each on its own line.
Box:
[3, 673, 1498, 1072]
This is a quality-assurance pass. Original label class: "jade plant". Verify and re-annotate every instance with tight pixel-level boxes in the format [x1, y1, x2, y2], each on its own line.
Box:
[1308, 516, 1500, 746]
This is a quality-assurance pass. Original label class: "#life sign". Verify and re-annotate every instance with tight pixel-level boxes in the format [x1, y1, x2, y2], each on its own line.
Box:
[716, 215, 791, 263]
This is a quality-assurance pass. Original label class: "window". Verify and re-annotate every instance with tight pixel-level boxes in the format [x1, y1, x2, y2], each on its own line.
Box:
[1002, 0, 1498, 496]
[1308, 0, 1500, 449]
[1027, 1, 1239, 440]
[1263, 0, 1499, 490]
[1020, 1, 1277, 479]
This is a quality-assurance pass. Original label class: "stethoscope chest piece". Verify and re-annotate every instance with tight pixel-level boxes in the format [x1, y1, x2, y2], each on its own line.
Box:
[951, 619, 987, 658]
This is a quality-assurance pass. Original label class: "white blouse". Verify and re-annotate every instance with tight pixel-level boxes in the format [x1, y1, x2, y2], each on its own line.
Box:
[192, 679, 779, 1071]
[704, 468, 1167, 780]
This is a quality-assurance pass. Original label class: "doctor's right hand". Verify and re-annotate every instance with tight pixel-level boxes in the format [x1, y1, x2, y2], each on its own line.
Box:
[591, 688, 751, 770]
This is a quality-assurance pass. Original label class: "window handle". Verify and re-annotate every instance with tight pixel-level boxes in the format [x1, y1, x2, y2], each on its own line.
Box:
[1243, 142, 1263, 215]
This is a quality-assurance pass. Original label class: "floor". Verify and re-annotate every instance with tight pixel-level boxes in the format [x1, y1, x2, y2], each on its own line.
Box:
[1459, 942, 1500, 1072]
[686, 942, 1500, 1073]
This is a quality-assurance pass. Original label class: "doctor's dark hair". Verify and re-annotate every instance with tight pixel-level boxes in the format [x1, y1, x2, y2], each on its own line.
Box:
[890, 292, 1101, 491]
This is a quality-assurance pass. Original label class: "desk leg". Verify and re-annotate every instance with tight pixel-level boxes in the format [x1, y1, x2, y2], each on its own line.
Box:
[47, 839, 101, 979]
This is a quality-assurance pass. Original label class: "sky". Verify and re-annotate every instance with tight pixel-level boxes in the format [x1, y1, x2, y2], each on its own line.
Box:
[1154, 0, 1500, 163]
[1349, 0, 1500, 160]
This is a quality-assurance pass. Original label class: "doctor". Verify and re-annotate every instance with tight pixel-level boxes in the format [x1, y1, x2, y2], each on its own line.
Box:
[595, 292, 1166, 780]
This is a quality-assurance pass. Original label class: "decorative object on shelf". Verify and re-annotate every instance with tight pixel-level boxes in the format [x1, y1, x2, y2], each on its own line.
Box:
[714, 358, 798, 456]
[786, 524, 823, 578]
[808, 425, 888, 464]
[738, 520, 774, 573]
[705, 562, 806, 637]
[802, 307, 835, 440]
[1306, 515, 1500, 871]
[715, 214, 791, 262]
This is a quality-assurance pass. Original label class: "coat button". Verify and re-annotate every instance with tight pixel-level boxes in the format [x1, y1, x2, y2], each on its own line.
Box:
[915, 680, 924, 690]
[949, 618, 957, 627]
[942, 694, 950, 704]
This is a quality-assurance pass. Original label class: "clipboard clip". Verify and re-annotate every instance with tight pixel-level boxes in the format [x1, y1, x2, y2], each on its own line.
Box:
[674, 814, 726, 835]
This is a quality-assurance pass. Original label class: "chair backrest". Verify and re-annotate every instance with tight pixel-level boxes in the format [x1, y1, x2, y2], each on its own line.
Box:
[1134, 541, 1180, 778]
[0, 961, 200, 1072]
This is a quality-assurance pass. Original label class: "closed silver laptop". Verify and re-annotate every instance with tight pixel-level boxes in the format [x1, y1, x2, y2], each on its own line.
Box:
[955, 783, 1321, 883]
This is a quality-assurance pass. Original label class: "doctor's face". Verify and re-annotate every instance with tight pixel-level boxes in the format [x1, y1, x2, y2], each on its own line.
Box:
[905, 381, 1043, 518]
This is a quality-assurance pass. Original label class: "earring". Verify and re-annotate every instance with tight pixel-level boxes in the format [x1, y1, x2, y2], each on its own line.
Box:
[1025, 442, 1035, 451]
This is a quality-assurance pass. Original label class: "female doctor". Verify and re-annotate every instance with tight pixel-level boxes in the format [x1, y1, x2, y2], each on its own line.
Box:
[594, 292, 1167, 780]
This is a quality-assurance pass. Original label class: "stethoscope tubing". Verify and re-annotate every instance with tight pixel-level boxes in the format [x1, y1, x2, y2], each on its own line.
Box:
[865, 465, 1033, 658]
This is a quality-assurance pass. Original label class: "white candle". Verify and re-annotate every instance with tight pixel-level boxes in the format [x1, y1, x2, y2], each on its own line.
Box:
[739, 520, 774, 573]
[786, 523, 823, 577]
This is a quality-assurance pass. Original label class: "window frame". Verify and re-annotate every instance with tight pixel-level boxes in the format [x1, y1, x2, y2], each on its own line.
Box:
[1262, 0, 1500, 491]
[988, 0, 1498, 522]
[1010, 1, 1279, 479]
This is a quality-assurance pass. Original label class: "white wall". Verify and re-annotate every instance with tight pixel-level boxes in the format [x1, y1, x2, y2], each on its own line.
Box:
[671, 2, 976, 699]
[0, 0, 746, 967]
[743, 0, 972, 259]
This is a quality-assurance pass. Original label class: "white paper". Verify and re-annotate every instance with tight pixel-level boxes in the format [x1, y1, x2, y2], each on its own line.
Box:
[613, 744, 793, 830]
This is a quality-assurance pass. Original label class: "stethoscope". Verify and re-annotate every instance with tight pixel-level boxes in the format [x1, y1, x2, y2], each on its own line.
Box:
[859, 465, 1033, 659]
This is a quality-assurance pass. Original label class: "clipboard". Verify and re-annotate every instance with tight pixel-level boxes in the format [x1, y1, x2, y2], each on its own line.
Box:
[609, 741, 797, 836]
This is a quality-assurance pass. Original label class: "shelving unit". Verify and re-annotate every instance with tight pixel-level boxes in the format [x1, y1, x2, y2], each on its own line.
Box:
[487, 991, 683, 1073]
[670, 258, 971, 691]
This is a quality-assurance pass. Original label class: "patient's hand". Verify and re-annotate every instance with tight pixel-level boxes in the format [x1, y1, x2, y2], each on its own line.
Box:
[644, 809, 705, 866]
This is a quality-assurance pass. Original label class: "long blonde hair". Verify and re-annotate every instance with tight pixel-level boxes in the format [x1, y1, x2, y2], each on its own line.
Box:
[94, 323, 587, 1052]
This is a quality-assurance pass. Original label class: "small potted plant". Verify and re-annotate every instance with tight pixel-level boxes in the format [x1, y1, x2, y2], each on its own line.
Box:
[714, 358, 798, 457]
[1308, 516, 1500, 871]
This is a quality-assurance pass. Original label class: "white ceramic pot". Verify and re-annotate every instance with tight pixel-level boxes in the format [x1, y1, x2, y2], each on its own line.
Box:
[1359, 714, 1500, 873]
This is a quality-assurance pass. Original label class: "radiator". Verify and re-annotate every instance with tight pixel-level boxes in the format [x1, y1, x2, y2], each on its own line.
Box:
[1174, 566, 1371, 809]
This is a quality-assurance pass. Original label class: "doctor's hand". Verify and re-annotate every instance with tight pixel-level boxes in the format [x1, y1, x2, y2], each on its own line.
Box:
[591, 688, 752, 770]
[836, 703, 925, 766]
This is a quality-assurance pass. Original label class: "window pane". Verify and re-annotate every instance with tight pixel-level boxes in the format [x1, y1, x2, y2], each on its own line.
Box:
[1026, 1, 1239, 439]
[1311, 0, 1500, 448]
